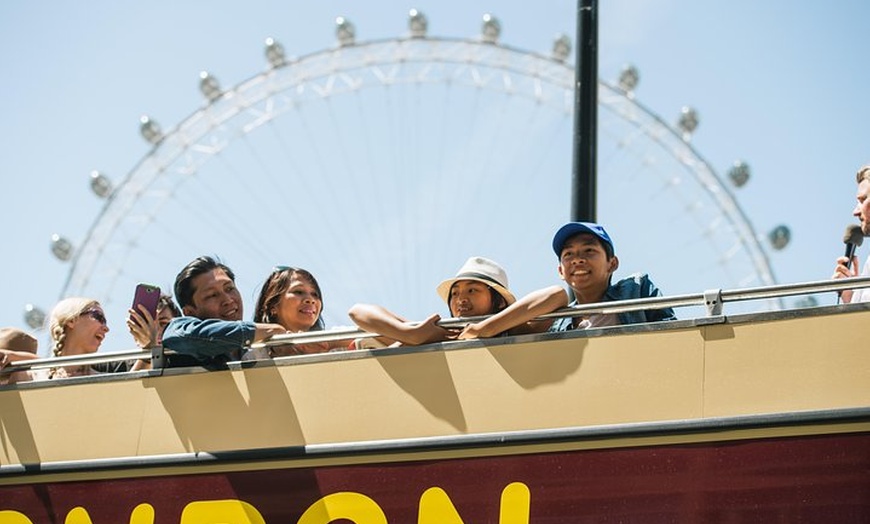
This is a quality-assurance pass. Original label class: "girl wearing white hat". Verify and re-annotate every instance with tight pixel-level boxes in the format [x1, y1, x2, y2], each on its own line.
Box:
[348, 256, 515, 347]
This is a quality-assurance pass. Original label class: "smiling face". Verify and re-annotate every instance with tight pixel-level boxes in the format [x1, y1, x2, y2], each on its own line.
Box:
[272, 272, 323, 332]
[448, 280, 496, 317]
[557, 233, 619, 303]
[184, 268, 243, 321]
[64, 306, 110, 355]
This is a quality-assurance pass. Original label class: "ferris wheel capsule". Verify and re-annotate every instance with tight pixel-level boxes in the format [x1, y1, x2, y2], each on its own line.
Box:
[89, 170, 112, 199]
[408, 9, 428, 38]
[264, 37, 286, 68]
[768, 225, 791, 250]
[23, 303, 46, 330]
[481, 14, 501, 44]
[335, 17, 355, 46]
[50, 234, 73, 262]
[552, 34, 571, 62]
[728, 161, 751, 188]
[199, 71, 222, 102]
[139, 115, 163, 145]
[618, 64, 639, 95]
[678, 106, 699, 141]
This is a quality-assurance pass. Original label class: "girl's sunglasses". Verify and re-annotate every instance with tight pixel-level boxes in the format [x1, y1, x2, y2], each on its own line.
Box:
[82, 308, 107, 325]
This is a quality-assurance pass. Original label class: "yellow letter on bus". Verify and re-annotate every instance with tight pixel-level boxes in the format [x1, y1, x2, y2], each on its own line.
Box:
[180, 500, 266, 524]
[297, 492, 387, 524]
[0, 511, 35, 524]
[418, 487, 463, 524]
[418, 483, 530, 524]
[499, 483, 530, 524]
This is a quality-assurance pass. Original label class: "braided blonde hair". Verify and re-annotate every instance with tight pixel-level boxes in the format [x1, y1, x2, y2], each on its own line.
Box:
[48, 297, 98, 378]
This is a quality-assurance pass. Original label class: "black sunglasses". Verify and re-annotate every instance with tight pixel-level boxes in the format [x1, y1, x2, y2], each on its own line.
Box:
[82, 308, 107, 325]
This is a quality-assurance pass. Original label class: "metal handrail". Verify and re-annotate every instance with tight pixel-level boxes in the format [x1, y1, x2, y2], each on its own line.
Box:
[2, 348, 151, 373]
[253, 275, 870, 346]
[4, 276, 870, 374]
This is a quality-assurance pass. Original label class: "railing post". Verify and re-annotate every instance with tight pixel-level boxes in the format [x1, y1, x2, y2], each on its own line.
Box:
[704, 289, 723, 316]
[151, 345, 166, 369]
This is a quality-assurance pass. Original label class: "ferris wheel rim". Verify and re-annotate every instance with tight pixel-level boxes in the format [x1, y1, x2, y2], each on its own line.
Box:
[59, 33, 777, 306]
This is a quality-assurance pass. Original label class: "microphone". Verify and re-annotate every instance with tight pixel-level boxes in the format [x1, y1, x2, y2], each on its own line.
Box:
[843, 224, 865, 270]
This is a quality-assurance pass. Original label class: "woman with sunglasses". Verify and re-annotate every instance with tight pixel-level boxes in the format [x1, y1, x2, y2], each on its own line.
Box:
[44, 297, 110, 379]
[252, 266, 347, 356]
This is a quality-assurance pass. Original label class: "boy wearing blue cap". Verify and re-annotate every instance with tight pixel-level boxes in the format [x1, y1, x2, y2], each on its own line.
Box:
[459, 222, 675, 339]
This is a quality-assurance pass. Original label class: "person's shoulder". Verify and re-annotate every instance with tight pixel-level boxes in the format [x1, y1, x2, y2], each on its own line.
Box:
[166, 315, 196, 327]
[167, 316, 252, 328]
[612, 272, 654, 289]
[609, 273, 662, 299]
[163, 315, 198, 335]
[615, 272, 652, 283]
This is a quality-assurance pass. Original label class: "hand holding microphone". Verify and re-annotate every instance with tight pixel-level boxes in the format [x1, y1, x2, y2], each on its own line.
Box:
[834, 224, 865, 303]
[842, 224, 864, 271]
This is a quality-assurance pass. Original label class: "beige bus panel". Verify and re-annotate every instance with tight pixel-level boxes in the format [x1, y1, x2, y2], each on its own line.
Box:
[1, 308, 867, 467]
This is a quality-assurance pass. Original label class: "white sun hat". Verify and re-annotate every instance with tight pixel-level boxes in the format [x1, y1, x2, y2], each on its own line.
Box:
[436, 256, 516, 306]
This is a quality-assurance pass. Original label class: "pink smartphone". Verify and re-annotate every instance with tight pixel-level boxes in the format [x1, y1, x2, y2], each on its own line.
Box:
[131, 283, 161, 318]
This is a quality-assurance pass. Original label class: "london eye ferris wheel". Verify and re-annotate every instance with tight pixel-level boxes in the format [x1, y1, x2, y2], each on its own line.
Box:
[36, 11, 792, 352]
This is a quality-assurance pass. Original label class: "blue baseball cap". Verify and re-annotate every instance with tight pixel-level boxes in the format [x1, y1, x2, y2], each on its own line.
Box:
[552, 222, 615, 257]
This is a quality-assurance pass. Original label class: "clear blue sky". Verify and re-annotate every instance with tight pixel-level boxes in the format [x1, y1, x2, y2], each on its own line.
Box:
[1, 1, 868, 354]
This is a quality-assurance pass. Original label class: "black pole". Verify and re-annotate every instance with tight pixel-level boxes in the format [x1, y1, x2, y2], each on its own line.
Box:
[570, 0, 598, 222]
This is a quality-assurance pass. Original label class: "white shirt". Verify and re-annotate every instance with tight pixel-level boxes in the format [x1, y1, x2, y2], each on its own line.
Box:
[850, 256, 870, 303]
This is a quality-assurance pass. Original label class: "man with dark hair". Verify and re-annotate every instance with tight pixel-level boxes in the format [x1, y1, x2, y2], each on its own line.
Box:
[162, 256, 285, 367]
[459, 222, 675, 339]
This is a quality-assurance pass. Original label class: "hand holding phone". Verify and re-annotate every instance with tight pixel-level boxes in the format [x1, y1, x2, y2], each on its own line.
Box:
[129, 283, 162, 349]
[131, 283, 161, 319]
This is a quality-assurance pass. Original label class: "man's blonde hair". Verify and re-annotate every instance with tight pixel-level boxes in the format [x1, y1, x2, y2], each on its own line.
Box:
[856, 165, 870, 184]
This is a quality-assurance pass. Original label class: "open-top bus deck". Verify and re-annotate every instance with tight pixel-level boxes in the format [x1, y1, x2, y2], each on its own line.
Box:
[1, 280, 869, 522]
